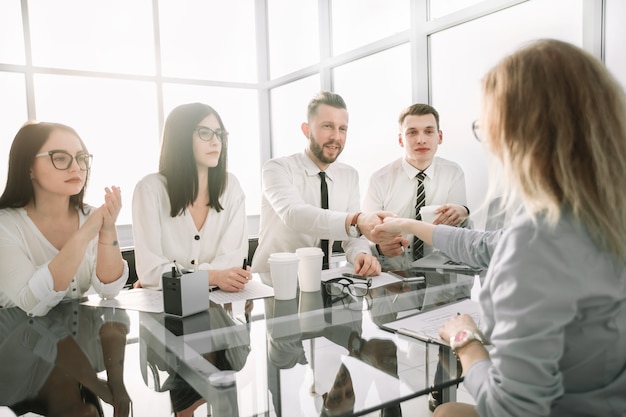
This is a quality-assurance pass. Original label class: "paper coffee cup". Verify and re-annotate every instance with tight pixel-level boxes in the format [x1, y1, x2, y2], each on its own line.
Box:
[268, 252, 299, 300]
[419, 205, 441, 224]
[295, 247, 324, 292]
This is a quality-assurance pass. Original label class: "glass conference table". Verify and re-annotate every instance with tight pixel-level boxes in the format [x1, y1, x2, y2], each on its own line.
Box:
[0, 267, 477, 417]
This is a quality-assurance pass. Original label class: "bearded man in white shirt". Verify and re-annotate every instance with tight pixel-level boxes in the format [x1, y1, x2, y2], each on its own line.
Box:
[363, 103, 470, 271]
[251, 91, 394, 281]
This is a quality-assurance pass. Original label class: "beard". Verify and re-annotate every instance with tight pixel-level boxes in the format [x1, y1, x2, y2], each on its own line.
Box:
[308, 133, 343, 165]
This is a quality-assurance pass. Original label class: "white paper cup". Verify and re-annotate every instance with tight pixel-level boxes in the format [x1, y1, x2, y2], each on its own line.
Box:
[419, 205, 441, 224]
[268, 253, 299, 300]
[295, 247, 324, 292]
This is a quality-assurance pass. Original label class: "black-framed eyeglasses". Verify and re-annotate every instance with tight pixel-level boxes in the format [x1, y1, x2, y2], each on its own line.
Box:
[471, 120, 481, 142]
[194, 126, 228, 143]
[35, 150, 93, 171]
[324, 277, 371, 298]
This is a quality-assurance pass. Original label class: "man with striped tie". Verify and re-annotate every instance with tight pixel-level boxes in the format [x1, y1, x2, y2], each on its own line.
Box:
[363, 103, 471, 271]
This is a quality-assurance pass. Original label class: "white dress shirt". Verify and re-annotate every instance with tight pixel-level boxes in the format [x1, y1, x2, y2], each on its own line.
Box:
[251, 151, 371, 276]
[0, 207, 128, 316]
[132, 173, 248, 289]
[362, 156, 468, 269]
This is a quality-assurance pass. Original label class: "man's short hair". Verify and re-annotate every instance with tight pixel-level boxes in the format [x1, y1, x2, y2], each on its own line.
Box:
[307, 91, 347, 122]
[398, 103, 440, 130]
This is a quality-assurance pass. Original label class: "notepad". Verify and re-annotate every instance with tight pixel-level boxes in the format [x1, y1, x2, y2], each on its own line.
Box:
[381, 298, 480, 346]
[209, 278, 275, 304]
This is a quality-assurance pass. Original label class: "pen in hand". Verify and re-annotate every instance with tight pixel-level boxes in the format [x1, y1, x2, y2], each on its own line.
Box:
[242, 258, 251, 280]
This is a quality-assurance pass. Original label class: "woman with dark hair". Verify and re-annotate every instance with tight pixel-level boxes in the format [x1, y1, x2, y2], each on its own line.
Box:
[132, 103, 250, 291]
[0, 122, 127, 316]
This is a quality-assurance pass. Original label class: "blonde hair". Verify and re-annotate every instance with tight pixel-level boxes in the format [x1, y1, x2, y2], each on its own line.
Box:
[483, 39, 626, 257]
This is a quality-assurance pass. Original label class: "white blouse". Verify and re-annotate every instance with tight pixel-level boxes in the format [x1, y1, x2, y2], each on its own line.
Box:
[131, 172, 248, 289]
[0, 206, 128, 316]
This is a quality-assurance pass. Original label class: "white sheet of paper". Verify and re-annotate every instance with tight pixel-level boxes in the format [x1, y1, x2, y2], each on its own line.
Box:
[209, 278, 275, 305]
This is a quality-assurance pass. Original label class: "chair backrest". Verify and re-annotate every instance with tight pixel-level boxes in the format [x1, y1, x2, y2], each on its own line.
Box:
[122, 249, 138, 288]
[247, 237, 259, 265]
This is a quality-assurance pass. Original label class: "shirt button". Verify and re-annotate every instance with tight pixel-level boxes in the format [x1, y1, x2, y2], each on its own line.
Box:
[191, 259, 195, 265]
[194, 235, 200, 241]
[72, 288, 77, 292]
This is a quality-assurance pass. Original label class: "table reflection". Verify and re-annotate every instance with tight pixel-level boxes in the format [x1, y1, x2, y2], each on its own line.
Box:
[0, 301, 131, 417]
[265, 288, 403, 417]
[139, 301, 252, 417]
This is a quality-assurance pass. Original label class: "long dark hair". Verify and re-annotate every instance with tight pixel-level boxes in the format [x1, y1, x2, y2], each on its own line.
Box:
[159, 103, 228, 216]
[0, 122, 89, 212]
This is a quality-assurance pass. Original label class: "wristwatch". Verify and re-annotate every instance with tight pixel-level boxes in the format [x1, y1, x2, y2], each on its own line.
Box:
[348, 212, 362, 238]
[450, 329, 485, 353]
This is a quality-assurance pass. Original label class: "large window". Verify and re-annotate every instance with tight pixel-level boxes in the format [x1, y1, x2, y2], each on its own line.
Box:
[1, 0, 623, 237]
[29, 0, 155, 75]
[267, 0, 319, 79]
[606, 0, 626, 89]
[429, 0, 584, 226]
[331, 0, 410, 55]
[333, 44, 413, 200]
[0, 0, 260, 228]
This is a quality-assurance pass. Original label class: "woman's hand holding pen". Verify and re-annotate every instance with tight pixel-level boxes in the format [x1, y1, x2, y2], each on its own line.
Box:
[210, 261, 252, 292]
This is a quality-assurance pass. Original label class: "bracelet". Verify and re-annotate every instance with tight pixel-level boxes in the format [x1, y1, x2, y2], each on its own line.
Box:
[99, 240, 119, 246]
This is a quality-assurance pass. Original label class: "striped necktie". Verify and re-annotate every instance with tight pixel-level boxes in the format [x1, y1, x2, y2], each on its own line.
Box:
[319, 172, 330, 269]
[412, 171, 426, 260]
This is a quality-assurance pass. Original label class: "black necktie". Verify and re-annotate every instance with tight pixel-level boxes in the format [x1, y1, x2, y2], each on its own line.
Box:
[319, 172, 330, 269]
[412, 171, 426, 260]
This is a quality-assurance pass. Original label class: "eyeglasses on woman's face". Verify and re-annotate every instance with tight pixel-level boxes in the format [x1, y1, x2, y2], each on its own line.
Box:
[194, 126, 228, 143]
[35, 150, 93, 171]
[324, 277, 372, 297]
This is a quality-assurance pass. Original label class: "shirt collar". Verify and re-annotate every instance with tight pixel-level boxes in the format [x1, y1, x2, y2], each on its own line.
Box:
[401, 157, 437, 180]
[300, 151, 336, 181]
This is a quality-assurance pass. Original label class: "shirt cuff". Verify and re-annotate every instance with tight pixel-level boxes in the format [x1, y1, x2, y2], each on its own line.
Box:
[28, 264, 65, 316]
[94, 261, 129, 300]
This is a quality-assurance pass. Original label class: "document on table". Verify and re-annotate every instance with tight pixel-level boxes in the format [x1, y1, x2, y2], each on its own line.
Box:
[382, 298, 480, 346]
[209, 278, 274, 304]
[321, 266, 409, 289]
[81, 288, 164, 313]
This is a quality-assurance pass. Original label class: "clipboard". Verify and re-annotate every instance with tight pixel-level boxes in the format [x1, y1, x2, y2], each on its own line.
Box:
[381, 298, 480, 346]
